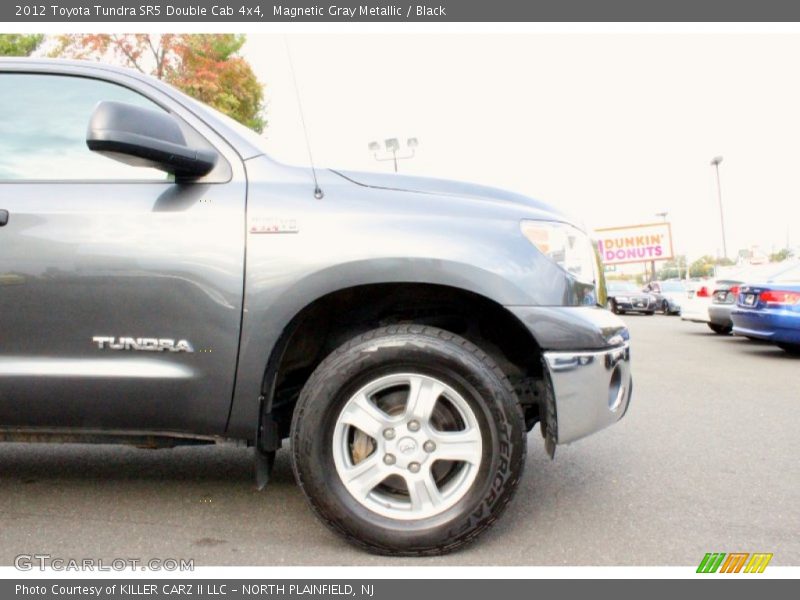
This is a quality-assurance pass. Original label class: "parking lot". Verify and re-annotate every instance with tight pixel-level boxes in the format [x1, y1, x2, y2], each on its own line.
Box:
[0, 314, 797, 566]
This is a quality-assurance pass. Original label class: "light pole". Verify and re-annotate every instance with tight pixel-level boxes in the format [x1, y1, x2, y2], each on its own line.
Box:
[368, 138, 418, 172]
[653, 212, 668, 279]
[710, 156, 728, 259]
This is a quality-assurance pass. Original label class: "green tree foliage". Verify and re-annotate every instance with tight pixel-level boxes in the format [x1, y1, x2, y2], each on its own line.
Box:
[52, 34, 266, 133]
[688, 256, 714, 278]
[769, 248, 794, 263]
[0, 34, 44, 56]
[688, 255, 735, 278]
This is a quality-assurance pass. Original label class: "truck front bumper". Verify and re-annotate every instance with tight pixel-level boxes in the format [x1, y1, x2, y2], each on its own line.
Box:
[506, 306, 633, 445]
[543, 343, 632, 443]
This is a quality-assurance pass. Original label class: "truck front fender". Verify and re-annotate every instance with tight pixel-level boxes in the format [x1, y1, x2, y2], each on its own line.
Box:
[224, 257, 532, 439]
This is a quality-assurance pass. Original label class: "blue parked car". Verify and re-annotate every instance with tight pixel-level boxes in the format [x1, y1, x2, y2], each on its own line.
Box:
[731, 263, 800, 355]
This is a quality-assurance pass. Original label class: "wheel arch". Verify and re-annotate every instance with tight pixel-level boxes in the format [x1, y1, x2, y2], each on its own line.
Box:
[225, 256, 546, 441]
[244, 281, 545, 449]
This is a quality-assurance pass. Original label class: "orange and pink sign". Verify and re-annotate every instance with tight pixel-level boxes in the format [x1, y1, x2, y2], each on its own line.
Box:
[596, 222, 674, 266]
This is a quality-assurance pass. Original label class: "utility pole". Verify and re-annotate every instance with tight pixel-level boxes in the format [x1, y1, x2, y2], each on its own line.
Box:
[710, 156, 728, 259]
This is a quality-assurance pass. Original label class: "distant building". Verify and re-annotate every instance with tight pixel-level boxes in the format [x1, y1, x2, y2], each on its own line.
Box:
[736, 246, 768, 265]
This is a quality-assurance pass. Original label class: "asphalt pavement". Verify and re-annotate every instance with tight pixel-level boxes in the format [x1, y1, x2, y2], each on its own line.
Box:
[1, 315, 798, 566]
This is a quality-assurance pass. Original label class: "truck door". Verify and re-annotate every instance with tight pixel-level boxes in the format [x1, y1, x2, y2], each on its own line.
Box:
[0, 71, 246, 434]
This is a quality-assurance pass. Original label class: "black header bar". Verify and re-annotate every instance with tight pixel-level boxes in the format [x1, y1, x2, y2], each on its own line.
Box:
[5, 0, 800, 23]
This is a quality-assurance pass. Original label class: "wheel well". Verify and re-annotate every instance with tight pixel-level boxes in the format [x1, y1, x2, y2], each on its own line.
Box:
[262, 283, 545, 443]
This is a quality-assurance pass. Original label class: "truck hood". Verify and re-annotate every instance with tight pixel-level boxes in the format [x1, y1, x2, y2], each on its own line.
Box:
[331, 169, 573, 223]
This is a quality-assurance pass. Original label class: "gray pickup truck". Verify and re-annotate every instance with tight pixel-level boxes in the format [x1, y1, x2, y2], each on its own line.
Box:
[0, 59, 632, 555]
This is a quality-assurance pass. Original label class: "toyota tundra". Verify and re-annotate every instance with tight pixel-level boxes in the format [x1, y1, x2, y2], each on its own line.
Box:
[0, 59, 632, 555]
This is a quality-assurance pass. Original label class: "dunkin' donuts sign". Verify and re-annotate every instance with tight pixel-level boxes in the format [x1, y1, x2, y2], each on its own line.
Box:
[595, 223, 674, 265]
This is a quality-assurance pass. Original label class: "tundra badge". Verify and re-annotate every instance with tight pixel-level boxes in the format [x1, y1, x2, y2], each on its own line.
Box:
[92, 336, 194, 353]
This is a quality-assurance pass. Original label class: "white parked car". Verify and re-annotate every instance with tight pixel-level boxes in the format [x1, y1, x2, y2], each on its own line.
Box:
[682, 276, 754, 333]
[681, 280, 716, 324]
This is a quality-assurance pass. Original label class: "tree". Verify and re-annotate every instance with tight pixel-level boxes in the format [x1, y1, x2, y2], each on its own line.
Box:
[769, 248, 794, 263]
[171, 35, 266, 132]
[0, 34, 44, 56]
[689, 255, 716, 278]
[51, 34, 266, 132]
[687, 255, 735, 278]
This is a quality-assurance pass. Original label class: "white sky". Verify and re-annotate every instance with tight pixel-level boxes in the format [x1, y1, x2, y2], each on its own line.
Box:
[242, 33, 800, 261]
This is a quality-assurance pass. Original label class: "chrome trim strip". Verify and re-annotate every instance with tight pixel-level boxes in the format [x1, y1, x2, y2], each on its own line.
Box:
[0, 358, 194, 379]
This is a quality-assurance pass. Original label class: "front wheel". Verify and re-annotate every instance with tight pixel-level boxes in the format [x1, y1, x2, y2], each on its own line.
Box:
[607, 299, 618, 314]
[291, 325, 526, 556]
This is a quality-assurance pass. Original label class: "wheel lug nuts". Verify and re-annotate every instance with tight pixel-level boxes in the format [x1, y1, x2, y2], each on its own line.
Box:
[383, 454, 396, 465]
[408, 462, 420, 473]
[408, 420, 420, 432]
[383, 428, 396, 440]
[423, 440, 436, 453]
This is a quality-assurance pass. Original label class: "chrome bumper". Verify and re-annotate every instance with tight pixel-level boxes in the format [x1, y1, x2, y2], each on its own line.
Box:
[543, 343, 632, 444]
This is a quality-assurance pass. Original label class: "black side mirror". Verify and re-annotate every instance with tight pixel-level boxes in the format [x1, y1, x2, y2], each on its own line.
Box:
[86, 101, 218, 180]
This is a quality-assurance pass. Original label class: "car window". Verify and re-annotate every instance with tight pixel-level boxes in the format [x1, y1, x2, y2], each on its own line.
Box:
[0, 73, 168, 181]
[660, 281, 685, 292]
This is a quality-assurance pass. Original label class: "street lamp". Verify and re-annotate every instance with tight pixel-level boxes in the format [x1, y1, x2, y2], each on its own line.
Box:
[710, 156, 728, 259]
[368, 137, 418, 172]
[651, 212, 669, 279]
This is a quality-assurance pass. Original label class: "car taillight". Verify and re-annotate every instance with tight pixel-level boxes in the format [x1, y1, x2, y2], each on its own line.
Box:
[760, 290, 800, 306]
[696, 286, 711, 298]
[729, 286, 740, 297]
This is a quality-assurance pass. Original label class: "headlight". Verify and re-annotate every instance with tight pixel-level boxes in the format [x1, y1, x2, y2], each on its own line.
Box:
[520, 220, 598, 285]
[616, 296, 630, 303]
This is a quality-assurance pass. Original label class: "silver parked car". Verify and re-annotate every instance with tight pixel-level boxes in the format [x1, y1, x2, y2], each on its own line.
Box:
[643, 280, 686, 315]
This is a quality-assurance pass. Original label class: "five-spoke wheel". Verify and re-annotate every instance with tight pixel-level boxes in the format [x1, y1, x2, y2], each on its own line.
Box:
[333, 373, 482, 520]
[291, 325, 526, 555]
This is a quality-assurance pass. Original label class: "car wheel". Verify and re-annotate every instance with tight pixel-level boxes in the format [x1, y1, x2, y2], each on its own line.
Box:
[606, 299, 618, 314]
[646, 311, 655, 316]
[290, 325, 526, 556]
[777, 343, 800, 356]
[661, 300, 670, 314]
[708, 323, 732, 335]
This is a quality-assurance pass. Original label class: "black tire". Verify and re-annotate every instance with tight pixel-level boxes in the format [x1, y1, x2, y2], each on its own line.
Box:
[606, 299, 618, 314]
[708, 322, 732, 335]
[290, 325, 526, 556]
[661, 300, 670, 314]
[777, 343, 800, 356]
[645, 311, 655, 316]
